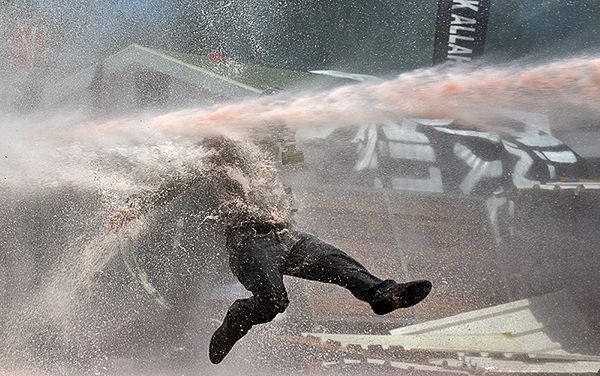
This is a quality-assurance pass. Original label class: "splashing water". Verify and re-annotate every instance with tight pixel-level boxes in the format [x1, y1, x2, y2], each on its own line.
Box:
[22, 55, 597, 162]
[1, 55, 600, 374]
[92, 55, 600, 138]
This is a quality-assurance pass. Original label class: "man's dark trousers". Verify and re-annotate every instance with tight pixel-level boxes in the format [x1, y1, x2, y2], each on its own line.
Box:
[222, 225, 385, 337]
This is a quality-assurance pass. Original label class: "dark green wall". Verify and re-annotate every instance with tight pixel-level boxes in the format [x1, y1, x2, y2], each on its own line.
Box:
[6, 0, 600, 76]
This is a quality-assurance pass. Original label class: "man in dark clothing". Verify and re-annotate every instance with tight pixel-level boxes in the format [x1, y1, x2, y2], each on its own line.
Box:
[108, 136, 432, 365]
[215, 224, 431, 364]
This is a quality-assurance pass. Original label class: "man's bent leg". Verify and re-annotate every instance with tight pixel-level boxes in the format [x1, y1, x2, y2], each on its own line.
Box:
[210, 229, 289, 364]
[284, 232, 431, 315]
[209, 294, 288, 364]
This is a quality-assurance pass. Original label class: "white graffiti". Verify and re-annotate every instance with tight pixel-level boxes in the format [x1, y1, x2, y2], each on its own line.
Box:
[453, 142, 503, 194]
[353, 124, 379, 170]
[353, 120, 444, 193]
[542, 150, 578, 164]
[349, 119, 582, 246]
[502, 141, 539, 188]
[486, 189, 514, 245]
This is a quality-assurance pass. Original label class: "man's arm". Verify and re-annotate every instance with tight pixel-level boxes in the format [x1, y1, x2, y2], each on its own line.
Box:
[107, 172, 202, 232]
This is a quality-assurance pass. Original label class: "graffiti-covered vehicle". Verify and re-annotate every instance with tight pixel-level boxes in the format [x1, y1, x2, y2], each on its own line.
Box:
[282, 112, 595, 326]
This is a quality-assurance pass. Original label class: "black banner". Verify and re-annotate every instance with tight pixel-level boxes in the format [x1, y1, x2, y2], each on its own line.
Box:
[433, 0, 491, 65]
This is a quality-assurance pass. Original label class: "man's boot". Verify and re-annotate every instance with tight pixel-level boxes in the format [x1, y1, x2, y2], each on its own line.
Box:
[209, 316, 250, 364]
[368, 279, 432, 315]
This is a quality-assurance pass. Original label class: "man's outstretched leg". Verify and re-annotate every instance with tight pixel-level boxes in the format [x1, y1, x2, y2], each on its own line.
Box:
[209, 228, 289, 364]
[283, 232, 432, 315]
